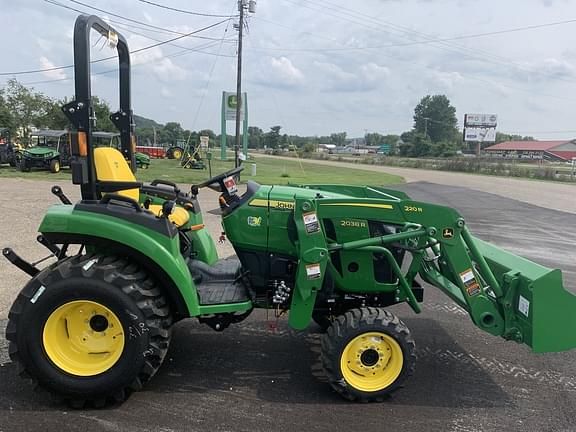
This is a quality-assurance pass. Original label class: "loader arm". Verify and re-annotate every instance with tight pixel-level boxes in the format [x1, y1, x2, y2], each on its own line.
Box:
[289, 186, 576, 354]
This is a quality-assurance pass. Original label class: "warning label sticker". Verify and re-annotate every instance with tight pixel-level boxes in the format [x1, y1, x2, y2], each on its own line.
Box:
[305, 263, 321, 279]
[460, 268, 481, 296]
[518, 295, 530, 317]
[303, 211, 320, 234]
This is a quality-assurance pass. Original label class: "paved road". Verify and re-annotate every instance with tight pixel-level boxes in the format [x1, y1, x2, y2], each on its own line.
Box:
[0, 178, 575, 432]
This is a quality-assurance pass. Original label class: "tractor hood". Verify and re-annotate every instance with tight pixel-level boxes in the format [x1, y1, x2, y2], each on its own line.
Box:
[24, 147, 57, 157]
[223, 182, 410, 257]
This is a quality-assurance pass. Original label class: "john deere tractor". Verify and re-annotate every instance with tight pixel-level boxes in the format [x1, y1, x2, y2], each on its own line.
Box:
[4, 15, 576, 408]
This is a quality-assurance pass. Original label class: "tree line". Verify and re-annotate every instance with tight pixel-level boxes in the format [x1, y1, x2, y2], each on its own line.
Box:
[1, 79, 532, 155]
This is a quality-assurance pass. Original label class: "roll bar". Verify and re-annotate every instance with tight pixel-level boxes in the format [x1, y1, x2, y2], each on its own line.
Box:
[62, 14, 136, 200]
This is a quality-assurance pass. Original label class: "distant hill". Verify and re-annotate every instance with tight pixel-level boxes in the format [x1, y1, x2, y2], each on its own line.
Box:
[134, 114, 163, 130]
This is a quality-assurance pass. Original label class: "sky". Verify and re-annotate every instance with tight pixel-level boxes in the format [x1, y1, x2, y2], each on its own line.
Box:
[1, 0, 576, 139]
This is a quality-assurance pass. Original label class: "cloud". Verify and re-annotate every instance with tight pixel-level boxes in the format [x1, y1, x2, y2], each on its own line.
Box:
[252, 56, 305, 89]
[160, 86, 172, 98]
[127, 35, 186, 82]
[39, 56, 67, 80]
[313, 61, 390, 92]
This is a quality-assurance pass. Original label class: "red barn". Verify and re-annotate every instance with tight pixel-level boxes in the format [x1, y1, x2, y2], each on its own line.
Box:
[484, 140, 576, 162]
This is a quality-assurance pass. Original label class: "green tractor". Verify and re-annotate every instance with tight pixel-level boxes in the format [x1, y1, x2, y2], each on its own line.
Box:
[0, 127, 21, 167]
[93, 131, 150, 169]
[21, 129, 71, 173]
[165, 141, 185, 160]
[4, 15, 576, 408]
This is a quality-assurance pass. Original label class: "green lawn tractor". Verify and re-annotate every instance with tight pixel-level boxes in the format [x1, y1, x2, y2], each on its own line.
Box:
[21, 129, 71, 173]
[0, 127, 21, 167]
[4, 15, 576, 408]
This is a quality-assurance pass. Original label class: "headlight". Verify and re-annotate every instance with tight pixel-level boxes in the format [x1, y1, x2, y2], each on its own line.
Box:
[44, 152, 53, 158]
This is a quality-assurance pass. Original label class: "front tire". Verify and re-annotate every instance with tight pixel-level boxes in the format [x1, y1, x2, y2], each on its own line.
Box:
[321, 307, 415, 402]
[5, 254, 172, 407]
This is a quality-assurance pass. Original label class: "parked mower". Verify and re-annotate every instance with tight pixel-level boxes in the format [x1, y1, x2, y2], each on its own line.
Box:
[0, 127, 20, 167]
[4, 15, 576, 408]
[21, 129, 71, 173]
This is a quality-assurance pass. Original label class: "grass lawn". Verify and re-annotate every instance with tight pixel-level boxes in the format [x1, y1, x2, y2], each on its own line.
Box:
[0, 155, 404, 186]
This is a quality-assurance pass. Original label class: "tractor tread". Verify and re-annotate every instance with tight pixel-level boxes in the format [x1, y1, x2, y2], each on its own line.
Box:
[321, 307, 416, 403]
[5, 254, 172, 409]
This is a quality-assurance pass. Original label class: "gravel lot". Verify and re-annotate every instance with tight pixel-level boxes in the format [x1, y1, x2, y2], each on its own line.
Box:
[0, 174, 575, 432]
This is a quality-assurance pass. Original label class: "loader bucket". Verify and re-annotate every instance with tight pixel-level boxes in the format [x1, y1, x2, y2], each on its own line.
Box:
[473, 236, 576, 353]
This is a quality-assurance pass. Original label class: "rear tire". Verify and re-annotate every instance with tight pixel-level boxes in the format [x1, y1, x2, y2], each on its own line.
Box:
[5, 254, 172, 407]
[171, 148, 183, 160]
[19, 159, 30, 172]
[50, 159, 60, 173]
[321, 307, 415, 402]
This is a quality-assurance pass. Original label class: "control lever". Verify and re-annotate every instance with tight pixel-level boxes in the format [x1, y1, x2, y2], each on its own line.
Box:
[161, 200, 176, 219]
[51, 185, 72, 205]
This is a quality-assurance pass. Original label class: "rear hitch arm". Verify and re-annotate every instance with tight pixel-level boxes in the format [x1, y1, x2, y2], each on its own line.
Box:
[2, 248, 40, 277]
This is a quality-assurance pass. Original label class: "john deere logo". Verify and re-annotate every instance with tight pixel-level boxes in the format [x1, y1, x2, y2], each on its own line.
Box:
[247, 216, 262, 227]
[227, 95, 238, 109]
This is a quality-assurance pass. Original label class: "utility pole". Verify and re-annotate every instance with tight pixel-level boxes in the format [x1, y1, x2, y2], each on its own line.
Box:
[233, 0, 256, 167]
[423, 117, 430, 139]
[234, 0, 245, 168]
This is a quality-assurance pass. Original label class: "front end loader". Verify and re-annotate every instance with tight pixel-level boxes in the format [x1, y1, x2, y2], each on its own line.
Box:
[3, 15, 576, 407]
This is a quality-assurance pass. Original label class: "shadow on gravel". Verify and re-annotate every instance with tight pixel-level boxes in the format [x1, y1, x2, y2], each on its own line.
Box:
[143, 316, 510, 409]
[0, 315, 510, 411]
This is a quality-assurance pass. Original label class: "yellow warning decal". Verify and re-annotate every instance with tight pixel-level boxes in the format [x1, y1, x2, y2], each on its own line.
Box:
[320, 202, 393, 210]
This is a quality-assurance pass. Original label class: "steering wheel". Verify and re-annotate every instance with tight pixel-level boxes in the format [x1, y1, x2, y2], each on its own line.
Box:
[195, 166, 244, 191]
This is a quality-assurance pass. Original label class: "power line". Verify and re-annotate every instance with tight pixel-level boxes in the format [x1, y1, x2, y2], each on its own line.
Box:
[45, 0, 237, 45]
[254, 3, 576, 99]
[112, 22, 236, 57]
[249, 16, 576, 52]
[2, 39, 231, 88]
[0, 18, 231, 76]
[280, 0, 576, 84]
[136, 0, 236, 18]
[190, 12, 234, 133]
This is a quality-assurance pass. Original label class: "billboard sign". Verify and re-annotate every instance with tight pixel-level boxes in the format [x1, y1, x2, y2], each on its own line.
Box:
[223, 91, 246, 121]
[464, 127, 497, 143]
[464, 113, 498, 127]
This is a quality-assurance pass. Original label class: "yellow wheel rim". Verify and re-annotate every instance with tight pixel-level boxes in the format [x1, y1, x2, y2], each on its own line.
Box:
[172, 149, 182, 159]
[340, 332, 403, 392]
[43, 300, 125, 376]
[53, 162, 60, 172]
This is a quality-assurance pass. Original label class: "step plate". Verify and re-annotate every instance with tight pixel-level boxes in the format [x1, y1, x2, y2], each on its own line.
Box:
[197, 281, 250, 305]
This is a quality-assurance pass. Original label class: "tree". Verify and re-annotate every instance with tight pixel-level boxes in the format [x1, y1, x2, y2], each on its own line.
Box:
[365, 132, 384, 146]
[263, 125, 282, 149]
[91, 96, 116, 132]
[413, 95, 458, 143]
[247, 126, 263, 148]
[399, 131, 432, 157]
[0, 92, 14, 129]
[495, 132, 534, 144]
[330, 132, 347, 146]
[160, 122, 184, 143]
[3, 79, 52, 141]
